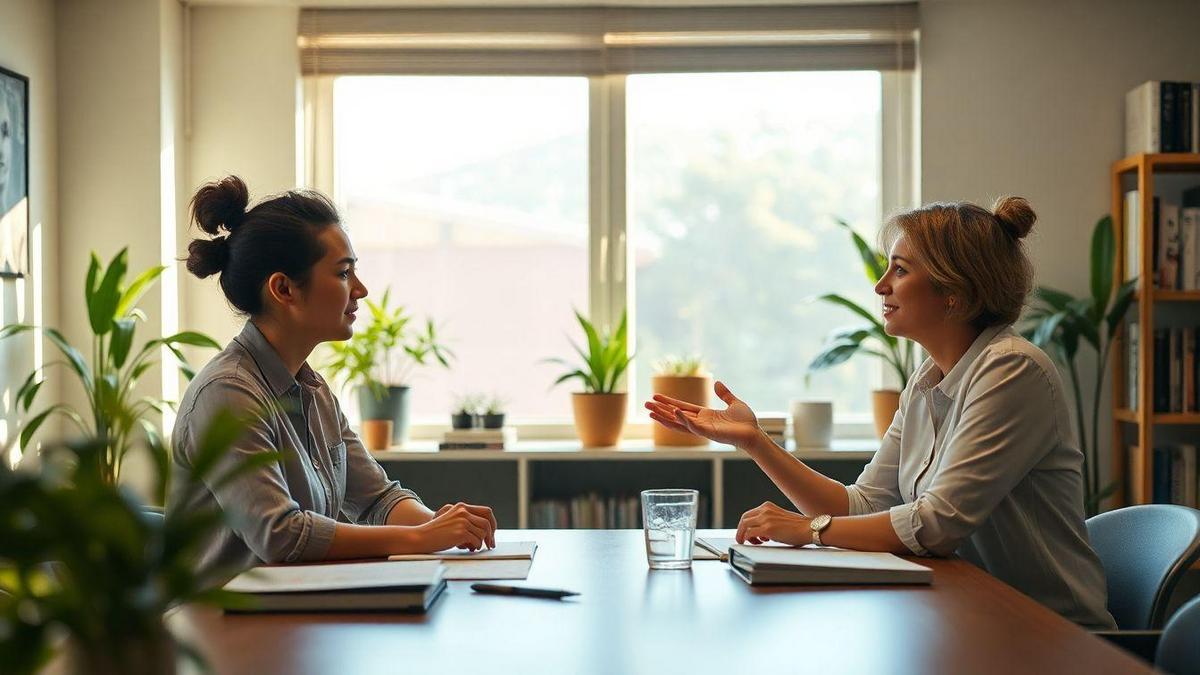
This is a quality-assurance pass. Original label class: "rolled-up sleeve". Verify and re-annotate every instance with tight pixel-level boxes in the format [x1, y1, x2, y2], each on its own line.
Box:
[178, 377, 337, 563]
[890, 351, 1060, 557]
[335, 398, 422, 525]
[845, 389, 907, 516]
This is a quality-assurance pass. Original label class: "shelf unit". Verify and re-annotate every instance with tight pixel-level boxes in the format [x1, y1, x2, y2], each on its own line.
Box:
[370, 440, 876, 529]
[1110, 152, 1200, 506]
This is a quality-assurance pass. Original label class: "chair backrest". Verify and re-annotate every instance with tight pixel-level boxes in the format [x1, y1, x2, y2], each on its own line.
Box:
[1086, 505, 1200, 629]
[1157, 594, 1200, 675]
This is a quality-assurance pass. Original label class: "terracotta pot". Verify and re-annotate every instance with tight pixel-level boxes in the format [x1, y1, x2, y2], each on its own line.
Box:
[871, 389, 902, 439]
[360, 419, 394, 450]
[571, 393, 628, 447]
[651, 375, 711, 447]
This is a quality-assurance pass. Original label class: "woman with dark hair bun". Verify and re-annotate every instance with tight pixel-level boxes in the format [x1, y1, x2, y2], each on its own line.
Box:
[169, 175, 495, 581]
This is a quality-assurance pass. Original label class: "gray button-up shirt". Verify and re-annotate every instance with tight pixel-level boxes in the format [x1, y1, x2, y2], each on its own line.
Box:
[167, 321, 420, 582]
[845, 325, 1115, 629]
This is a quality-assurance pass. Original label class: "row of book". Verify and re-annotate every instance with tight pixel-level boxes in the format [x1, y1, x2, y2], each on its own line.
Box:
[758, 412, 788, 448]
[1150, 444, 1198, 508]
[1122, 190, 1200, 290]
[528, 492, 711, 529]
[1125, 80, 1200, 155]
[1125, 325, 1200, 413]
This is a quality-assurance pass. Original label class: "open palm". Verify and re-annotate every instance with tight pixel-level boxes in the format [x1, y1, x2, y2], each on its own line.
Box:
[645, 381, 761, 447]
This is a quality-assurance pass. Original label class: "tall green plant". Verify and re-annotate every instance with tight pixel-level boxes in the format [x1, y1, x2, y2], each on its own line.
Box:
[0, 408, 278, 675]
[1023, 215, 1137, 516]
[547, 310, 634, 394]
[808, 219, 917, 389]
[0, 248, 219, 483]
[322, 288, 453, 399]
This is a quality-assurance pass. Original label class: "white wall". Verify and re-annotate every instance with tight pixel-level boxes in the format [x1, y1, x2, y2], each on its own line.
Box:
[918, 0, 1200, 496]
[0, 0, 58, 466]
[184, 5, 301, 352]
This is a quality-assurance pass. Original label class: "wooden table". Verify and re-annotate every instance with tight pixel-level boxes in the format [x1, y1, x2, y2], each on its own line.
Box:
[173, 530, 1150, 675]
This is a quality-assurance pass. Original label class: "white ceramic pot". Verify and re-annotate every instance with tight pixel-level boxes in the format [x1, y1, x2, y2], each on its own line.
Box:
[790, 400, 833, 449]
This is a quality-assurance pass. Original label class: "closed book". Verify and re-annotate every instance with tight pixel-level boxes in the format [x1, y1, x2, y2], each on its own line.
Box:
[1128, 324, 1139, 411]
[442, 428, 516, 443]
[439, 442, 506, 450]
[1171, 329, 1182, 413]
[1155, 330, 1169, 412]
[1163, 82, 1178, 152]
[1180, 82, 1193, 153]
[388, 541, 537, 562]
[1181, 208, 1200, 290]
[223, 560, 446, 613]
[1162, 203, 1181, 289]
[1125, 81, 1161, 155]
[728, 545, 932, 585]
[1185, 327, 1195, 413]
[1124, 190, 1140, 281]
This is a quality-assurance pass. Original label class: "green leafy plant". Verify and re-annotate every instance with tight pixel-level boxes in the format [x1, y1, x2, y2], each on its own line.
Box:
[482, 394, 507, 416]
[0, 407, 278, 675]
[1022, 215, 1137, 516]
[547, 310, 634, 394]
[323, 288, 453, 399]
[653, 354, 707, 377]
[807, 219, 917, 389]
[0, 248, 219, 483]
[451, 393, 483, 416]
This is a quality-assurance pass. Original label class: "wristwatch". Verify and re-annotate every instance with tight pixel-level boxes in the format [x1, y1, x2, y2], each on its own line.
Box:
[810, 514, 833, 547]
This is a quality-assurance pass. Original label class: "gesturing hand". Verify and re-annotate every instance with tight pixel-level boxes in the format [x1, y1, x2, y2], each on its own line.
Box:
[736, 501, 812, 546]
[644, 380, 762, 448]
[421, 502, 497, 551]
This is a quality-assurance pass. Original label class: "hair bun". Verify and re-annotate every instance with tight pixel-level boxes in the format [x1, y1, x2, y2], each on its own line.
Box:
[992, 196, 1036, 240]
[190, 175, 250, 236]
[185, 235, 230, 279]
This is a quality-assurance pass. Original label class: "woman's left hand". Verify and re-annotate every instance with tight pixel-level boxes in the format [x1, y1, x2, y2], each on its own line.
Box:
[736, 501, 812, 546]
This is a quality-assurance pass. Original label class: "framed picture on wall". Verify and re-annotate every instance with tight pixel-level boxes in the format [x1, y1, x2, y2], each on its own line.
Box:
[0, 65, 29, 278]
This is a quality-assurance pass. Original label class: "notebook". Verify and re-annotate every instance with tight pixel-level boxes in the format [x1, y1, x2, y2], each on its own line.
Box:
[729, 545, 933, 585]
[223, 560, 447, 612]
[387, 541, 536, 561]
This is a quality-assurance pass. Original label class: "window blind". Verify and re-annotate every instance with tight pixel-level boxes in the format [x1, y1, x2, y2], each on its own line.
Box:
[298, 4, 917, 76]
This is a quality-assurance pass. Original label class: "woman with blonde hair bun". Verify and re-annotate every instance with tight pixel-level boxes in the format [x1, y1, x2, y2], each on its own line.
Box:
[647, 196, 1116, 628]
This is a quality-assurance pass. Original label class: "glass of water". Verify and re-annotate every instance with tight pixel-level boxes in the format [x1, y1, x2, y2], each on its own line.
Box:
[641, 489, 699, 570]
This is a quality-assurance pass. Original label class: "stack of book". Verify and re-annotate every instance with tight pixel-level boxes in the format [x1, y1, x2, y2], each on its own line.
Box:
[1126, 81, 1200, 155]
[758, 412, 788, 448]
[439, 427, 516, 450]
[1123, 186, 1200, 290]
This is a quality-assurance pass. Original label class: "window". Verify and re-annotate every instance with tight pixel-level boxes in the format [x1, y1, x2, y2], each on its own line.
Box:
[333, 76, 590, 421]
[627, 71, 882, 418]
[322, 71, 905, 432]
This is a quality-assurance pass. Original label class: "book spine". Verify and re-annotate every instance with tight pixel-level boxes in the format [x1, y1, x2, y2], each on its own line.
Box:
[1154, 197, 1161, 287]
[1185, 327, 1196, 413]
[1162, 82, 1176, 152]
[1155, 329, 1169, 412]
[1194, 83, 1200, 153]
[1182, 208, 1199, 290]
[1128, 323, 1139, 411]
[1125, 191, 1140, 281]
[1181, 83, 1193, 154]
[1171, 328, 1182, 413]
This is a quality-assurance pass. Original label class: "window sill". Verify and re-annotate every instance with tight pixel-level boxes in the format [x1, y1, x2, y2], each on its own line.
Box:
[370, 437, 877, 462]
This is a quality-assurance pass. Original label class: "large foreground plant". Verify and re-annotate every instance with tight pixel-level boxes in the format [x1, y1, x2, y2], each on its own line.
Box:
[0, 408, 275, 675]
[0, 248, 219, 482]
[1023, 215, 1137, 516]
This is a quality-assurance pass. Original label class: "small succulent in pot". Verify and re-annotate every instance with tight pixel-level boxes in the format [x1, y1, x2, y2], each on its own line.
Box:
[450, 394, 482, 430]
[481, 394, 507, 429]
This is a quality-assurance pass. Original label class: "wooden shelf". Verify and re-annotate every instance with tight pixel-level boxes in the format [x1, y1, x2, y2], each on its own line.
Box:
[1152, 413, 1200, 425]
[1153, 290, 1200, 301]
[1113, 408, 1139, 423]
[1113, 152, 1200, 174]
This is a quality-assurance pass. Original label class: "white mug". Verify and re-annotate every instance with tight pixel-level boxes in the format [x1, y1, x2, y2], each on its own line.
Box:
[790, 400, 833, 448]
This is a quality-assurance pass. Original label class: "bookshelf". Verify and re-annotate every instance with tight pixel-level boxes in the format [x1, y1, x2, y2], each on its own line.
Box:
[1110, 152, 1200, 507]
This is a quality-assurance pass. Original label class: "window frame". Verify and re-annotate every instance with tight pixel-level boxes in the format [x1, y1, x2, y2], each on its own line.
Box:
[304, 69, 916, 443]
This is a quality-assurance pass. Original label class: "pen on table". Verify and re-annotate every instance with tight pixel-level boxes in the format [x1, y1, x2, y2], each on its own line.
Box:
[470, 583, 579, 600]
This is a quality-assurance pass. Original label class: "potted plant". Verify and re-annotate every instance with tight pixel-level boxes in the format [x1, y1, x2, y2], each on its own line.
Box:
[650, 355, 711, 447]
[0, 248, 219, 481]
[481, 395, 507, 429]
[807, 219, 917, 438]
[547, 310, 634, 448]
[0, 402, 272, 675]
[450, 393, 482, 430]
[1023, 215, 1136, 516]
[323, 289, 453, 447]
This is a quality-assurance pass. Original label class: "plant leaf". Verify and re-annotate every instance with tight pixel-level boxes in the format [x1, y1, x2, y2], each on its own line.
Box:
[109, 318, 136, 369]
[836, 218, 887, 283]
[115, 264, 166, 318]
[87, 248, 128, 335]
[1104, 278, 1138, 338]
[1089, 215, 1115, 324]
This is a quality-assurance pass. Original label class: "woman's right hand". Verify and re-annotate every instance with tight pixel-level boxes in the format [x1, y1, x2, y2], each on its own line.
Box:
[413, 502, 497, 552]
[644, 381, 763, 448]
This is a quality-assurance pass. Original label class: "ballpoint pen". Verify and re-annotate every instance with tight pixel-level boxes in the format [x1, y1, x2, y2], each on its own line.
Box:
[470, 583, 580, 600]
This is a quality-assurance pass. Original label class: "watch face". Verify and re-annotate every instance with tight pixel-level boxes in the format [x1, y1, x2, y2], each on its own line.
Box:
[811, 514, 832, 531]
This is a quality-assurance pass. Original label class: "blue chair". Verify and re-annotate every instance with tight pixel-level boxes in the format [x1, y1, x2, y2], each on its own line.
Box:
[1157, 594, 1200, 675]
[1086, 505, 1200, 630]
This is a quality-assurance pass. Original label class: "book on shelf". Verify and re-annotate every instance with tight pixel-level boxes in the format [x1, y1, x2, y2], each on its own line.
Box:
[728, 545, 932, 586]
[1124, 190, 1140, 281]
[1126, 81, 1200, 155]
[758, 412, 789, 448]
[1151, 444, 1198, 508]
[222, 560, 447, 613]
[529, 492, 710, 529]
[1152, 327, 1200, 413]
[439, 427, 517, 450]
[1126, 322, 1139, 411]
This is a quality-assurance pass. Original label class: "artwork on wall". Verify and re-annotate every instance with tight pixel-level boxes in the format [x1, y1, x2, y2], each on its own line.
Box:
[0, 65, 29, 278]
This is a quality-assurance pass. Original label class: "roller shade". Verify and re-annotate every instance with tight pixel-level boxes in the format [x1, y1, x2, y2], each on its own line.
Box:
[299, 4, 917, 76]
